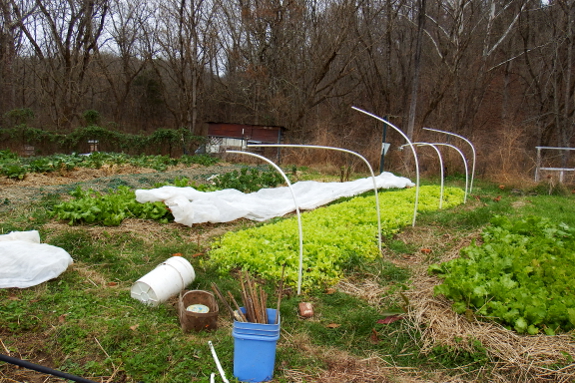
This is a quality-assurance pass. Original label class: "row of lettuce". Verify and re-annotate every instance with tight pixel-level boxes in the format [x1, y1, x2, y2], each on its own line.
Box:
[210, 186, 464, 291]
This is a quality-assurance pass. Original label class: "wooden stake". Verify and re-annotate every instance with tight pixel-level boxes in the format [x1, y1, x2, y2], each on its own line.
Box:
[245, 271, 262, 323]
[211, 282, 239, 322]
[240, 273, 255, 322]
[261, 289, 268, 324]
[227, 291, 247, 322]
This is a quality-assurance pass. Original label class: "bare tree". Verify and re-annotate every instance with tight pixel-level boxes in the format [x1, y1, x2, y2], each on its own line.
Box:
[12, 0, 109, 130]
[0, 0, 37, 114]
[421, 0, 527, 133]
[406, 0, 426, 140]
[149, 0, 220, 134]
[519, 0, 575, 165]
[94, 0, 154, 126]
[0, 0, 17, 113]
[217, 0, 362, 139]
[352, 0, 408, 115]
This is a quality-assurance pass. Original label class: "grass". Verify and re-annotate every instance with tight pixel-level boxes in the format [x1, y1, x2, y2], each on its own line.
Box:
[2, 166, 575, 382]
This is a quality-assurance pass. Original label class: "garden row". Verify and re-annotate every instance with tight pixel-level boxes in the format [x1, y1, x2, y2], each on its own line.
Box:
[0, 150, 218, 179]
[430, 215, 575, 335]
[50, 168, 286, 226]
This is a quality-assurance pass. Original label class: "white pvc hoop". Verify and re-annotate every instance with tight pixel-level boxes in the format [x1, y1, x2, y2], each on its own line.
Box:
[226, 150, 305, 295]
[423, 127, 476, 193]
[432, 143, 469, 204]
[402, 142, 444, 209]
[352, 106, 420, 226]
[248, 143, 382, 254]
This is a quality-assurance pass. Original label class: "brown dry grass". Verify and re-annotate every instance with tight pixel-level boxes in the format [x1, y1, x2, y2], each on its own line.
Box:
[277, 121, 553, 189]
[280, 331, 428, 383]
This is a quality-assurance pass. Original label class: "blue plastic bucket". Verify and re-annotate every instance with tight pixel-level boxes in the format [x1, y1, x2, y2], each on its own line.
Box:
[233, 308, 280, 382]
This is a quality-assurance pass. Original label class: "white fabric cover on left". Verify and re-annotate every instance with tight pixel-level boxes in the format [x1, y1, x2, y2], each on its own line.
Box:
[0, 231, 73, 288]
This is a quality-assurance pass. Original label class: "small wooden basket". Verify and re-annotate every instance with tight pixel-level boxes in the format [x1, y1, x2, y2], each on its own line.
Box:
[178, 290, 219, 332]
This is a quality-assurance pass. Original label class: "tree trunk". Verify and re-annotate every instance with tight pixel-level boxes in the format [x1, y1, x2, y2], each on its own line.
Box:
[406, 0, 426, 140]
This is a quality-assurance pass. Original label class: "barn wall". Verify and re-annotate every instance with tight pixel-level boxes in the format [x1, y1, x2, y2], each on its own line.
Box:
[207, 123, 284, 143]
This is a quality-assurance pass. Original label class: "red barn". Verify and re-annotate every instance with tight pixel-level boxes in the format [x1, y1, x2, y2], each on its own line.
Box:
[202, 122, 286, 161]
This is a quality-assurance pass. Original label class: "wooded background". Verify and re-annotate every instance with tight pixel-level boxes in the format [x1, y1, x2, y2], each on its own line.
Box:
[1, 0, 573, 181]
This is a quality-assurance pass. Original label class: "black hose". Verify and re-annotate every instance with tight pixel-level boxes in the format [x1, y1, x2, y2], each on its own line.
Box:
[0, 353, 102, 383]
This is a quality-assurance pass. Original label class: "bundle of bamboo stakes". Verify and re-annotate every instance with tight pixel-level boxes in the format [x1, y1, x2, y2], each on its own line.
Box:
[211, 269, 284, 325]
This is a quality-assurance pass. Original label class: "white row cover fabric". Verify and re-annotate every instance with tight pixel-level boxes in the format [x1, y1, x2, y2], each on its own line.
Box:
[0, 230, 73, 288]
[135, 172, 415, 227]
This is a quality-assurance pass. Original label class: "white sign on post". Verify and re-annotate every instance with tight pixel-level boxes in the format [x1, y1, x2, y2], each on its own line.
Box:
[382, 142, 391, 156]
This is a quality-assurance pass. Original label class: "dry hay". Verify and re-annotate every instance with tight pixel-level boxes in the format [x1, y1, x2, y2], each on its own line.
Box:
[403, 230, 575, 383]
[42, 217, 250, 255]
[279, 332, 427, 383]
[336, 277, 392, 307]
[42, 219, 189, 246]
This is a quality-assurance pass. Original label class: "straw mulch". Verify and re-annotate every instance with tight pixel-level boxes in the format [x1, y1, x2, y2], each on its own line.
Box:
[402, 234, 575, 383]
[279, 330, 428, 383]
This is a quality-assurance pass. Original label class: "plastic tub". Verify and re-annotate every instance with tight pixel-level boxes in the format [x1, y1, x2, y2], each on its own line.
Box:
[130, 256, 195, 306]
[233, 308, 280, 382]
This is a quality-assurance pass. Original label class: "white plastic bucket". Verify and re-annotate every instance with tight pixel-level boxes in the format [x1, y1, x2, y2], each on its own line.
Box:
[131, 256, 196, 306]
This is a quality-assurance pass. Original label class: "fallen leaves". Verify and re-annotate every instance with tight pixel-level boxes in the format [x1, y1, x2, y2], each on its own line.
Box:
[377, 315, 404, 324]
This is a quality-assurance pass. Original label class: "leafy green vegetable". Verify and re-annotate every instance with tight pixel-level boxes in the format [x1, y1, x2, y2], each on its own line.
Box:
[430, 215, 575, 334]
[0, 162, 28, 179]
[51, 186, 173, 226]
[212, 166, 287, 193]
[210, 186, 464, 291]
